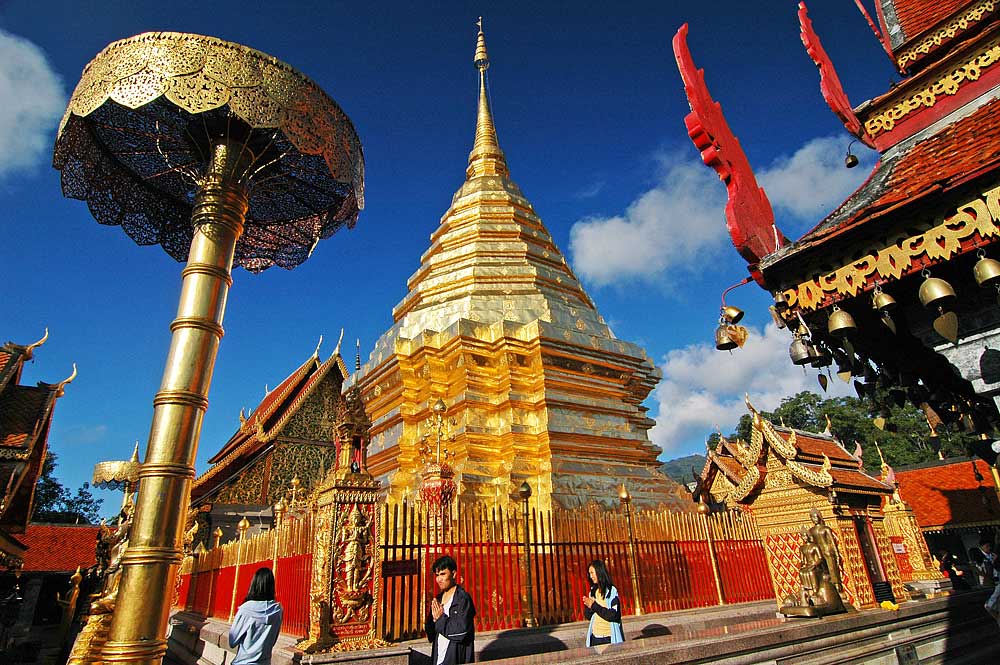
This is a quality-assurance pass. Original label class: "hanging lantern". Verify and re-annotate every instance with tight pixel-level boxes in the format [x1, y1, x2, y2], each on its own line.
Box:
[974, 249, 1000, 288]
[827, 305, 857, 337]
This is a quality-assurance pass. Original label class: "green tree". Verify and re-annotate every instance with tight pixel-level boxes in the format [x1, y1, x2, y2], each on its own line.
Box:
[31, 451, 103, 524]
[711, 391, 971, 471]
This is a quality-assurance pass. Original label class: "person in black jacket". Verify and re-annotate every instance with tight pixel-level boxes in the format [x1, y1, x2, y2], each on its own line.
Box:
[426, 555, 476, 664]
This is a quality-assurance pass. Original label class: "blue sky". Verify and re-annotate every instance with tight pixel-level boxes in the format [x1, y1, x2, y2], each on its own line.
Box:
[2, 1, 893, 512]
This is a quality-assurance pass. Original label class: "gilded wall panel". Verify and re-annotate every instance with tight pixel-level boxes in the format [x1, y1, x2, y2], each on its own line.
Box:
[215, 453, 269, 505]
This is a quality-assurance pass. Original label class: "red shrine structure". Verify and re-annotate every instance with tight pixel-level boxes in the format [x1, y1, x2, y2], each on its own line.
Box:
[675, 2, 1000, 457]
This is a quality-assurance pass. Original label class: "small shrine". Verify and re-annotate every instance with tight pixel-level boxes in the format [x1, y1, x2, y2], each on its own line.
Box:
[0, 331, 74, 569]
[675, 1, 1000, 463]
[190, 336, 367, 542]
[697, 400, 906, 608]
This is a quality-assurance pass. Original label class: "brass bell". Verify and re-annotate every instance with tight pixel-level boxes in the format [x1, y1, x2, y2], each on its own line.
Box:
[827, 305, 857, 337]
[872, 286, 896, 311]
[918, 272, 956, 309]
[721, 305, 744, 324]
[809, 344, 832, 368]
[974, 251, 1000, 287]
[715, 323, 737, 351]
[789, 337, 811, 365]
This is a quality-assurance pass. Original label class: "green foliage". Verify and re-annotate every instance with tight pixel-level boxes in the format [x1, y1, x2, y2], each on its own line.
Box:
[711, 391, 972, 470]
[659, 454, 707, 485]
[31, 451, 103, 524]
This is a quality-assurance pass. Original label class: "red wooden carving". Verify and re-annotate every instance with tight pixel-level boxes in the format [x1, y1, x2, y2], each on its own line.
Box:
[799, 2, 875, 148]
[673, 24, 786, 267]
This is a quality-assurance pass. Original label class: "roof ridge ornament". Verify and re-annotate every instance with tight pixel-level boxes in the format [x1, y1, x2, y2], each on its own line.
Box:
[313, 335, 324, 359]
[24, 328, 49, 359]
[55, 363, 77, 397]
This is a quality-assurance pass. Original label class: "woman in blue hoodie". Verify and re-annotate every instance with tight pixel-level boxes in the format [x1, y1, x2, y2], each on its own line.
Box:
[581, 559, 624, 647]
[229, 567, 284, 665]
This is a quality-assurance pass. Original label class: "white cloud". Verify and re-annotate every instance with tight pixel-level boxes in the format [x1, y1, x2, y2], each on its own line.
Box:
[568, 161, 727, 285]
[649, 322, 854, 456]
[759, 136, 875, 222]
[568, 137, 875, 286]
[0, 29, 64, 179]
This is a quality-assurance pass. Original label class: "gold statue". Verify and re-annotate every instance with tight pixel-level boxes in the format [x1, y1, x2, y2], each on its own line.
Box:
[780, 511, 846, 617]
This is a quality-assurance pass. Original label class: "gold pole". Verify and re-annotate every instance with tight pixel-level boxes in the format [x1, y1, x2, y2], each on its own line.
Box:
[273, 498, 287, 580]
[517, 481, 535, 627]
[231, 517, 251, 620]
[619, 486, 644, 615]
[699, 504, 725, 606]
[103, 142, 251, 663]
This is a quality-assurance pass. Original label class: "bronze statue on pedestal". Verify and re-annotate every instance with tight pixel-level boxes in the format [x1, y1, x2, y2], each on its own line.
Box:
[780, 510, 846, 618]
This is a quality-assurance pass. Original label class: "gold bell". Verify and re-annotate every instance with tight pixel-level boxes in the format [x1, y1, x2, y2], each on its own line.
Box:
[918, 272, 956, 309]
[974, 251, 1000, 287]
[809, 344, 832, 368]
[872, 287, 896, 311]
[827, 305, 857, 337]
[722, 305, 744, 324]
[789, 338, 811, 365]
[715, 323, 737, 351]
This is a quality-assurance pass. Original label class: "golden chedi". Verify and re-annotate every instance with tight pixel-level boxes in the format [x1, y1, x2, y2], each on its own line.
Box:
[351, 24, 688, 512]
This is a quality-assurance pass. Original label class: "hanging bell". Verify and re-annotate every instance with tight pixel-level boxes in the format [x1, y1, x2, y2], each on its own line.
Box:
[974, 250, 1000, 288]
[715, 323, 737, 351]
[789, 337, 811, 365]
[721, 305, 744, 324]
[809, 344, 832, 368]
[827, 305, 857, 337]
[918, 272, 957, 309]
[872, 287, 896, 311]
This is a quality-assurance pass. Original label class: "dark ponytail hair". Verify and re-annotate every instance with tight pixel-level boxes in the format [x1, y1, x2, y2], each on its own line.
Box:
[245, 567, 276, 602]
[588, 559, 613, 597]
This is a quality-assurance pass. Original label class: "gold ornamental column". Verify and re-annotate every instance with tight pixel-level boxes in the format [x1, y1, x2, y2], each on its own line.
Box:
[618, 486, 644, 615]
[53, 32, 365, 664]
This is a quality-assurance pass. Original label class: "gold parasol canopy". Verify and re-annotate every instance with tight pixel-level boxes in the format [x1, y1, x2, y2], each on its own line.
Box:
[53, 32, 365, 272]
[92, 443, 142, 491]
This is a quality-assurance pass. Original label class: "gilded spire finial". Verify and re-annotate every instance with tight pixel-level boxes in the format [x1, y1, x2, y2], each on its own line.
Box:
[467, 17, 508, 179]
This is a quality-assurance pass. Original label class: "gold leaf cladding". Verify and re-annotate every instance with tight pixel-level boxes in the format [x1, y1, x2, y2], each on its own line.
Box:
[109, 71, 168, 109]
[866, 36, 1000, 136]
[784, 186, 1000, 310]
[896, 0, 995, 68]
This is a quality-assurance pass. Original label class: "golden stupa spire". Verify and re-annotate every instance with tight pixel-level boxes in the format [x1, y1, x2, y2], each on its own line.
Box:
[467, 17, 509, 179]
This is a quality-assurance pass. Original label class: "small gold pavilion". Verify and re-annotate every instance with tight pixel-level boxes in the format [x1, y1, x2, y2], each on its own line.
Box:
[698, 401, 908, 608]
[351, 26, 687, 512]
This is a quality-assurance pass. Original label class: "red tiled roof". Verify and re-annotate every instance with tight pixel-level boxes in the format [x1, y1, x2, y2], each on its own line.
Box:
[783, 431, 860, 466]
[19, 524, 100, 572]
[895, 458, 1000, 530]
[890, 0, 975, 46]
[0, 386, 54, 448]
[765, 97, 1000, 268]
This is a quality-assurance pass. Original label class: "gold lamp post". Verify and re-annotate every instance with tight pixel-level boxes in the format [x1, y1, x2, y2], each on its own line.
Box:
[517, 480, 535, 628]
[618, 485, 644, 615]
[53, 32, 364, 664]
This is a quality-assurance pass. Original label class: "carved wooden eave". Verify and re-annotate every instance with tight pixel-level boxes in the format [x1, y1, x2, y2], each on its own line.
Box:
[699, 402, 893, 508]
[191, 348, 350, 502]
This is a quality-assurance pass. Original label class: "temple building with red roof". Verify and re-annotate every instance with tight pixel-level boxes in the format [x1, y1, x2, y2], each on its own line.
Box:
[189, 338, 369, 543]
[0, 332, 74, 570]
[698, 399, 905, 608]
[894, 456, 1000, 558]
[676, 1, 1000, 462]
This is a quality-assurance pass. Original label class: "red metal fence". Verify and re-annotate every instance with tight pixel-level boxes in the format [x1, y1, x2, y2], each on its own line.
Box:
[176, 504, 773, 644]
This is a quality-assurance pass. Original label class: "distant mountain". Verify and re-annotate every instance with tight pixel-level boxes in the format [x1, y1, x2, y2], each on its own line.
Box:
[659, 454, 707, 487]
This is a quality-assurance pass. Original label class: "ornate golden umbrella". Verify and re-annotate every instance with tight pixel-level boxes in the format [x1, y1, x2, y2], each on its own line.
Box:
[53, 32, 364, 663]
[92, 443, 142, 518]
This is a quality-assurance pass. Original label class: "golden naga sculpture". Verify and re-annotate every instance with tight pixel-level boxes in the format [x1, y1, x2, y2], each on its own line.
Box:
[780, 510, 846, 618]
